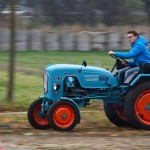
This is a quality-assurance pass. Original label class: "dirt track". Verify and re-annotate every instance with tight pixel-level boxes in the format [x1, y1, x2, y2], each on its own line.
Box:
[1, 108, 150, 150]
[1, 134, 150, 150]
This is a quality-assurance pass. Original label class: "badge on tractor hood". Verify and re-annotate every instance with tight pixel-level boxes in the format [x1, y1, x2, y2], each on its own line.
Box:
[99, 76, 109, 81]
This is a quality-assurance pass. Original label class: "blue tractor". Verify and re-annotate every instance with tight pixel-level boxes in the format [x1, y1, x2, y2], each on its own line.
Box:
[28, 55, 150, 131]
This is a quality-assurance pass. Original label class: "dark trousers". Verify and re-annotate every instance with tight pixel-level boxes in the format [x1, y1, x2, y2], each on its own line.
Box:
[117, 67, 139, 85]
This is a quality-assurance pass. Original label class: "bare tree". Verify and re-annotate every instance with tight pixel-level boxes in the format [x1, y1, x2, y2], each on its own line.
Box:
[7, 0, 16, 102]
[142, 0, 150, 21]
[142, 0, 150, 48]
[0, 0, 9, 11]
[0, 0, 9, 17]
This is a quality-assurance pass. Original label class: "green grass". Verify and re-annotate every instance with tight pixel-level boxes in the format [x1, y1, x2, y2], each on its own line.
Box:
[0, 51, 115, 111]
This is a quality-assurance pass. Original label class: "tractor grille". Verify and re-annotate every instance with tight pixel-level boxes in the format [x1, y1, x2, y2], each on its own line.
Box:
[43, 72, 48, 93]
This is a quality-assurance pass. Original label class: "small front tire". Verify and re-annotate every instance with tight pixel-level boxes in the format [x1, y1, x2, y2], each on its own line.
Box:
[27, 98, 51, 130]
[47, 100, 80, 131]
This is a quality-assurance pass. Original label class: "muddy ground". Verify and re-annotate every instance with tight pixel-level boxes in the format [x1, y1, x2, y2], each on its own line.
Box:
[0, 104, 150, 150]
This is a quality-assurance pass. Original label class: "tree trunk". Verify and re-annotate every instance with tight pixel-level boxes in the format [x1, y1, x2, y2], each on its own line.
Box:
[7, 0, 16, 102]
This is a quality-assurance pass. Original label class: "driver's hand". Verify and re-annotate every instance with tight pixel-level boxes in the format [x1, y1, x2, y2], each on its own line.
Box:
[108, 51, 114, 55]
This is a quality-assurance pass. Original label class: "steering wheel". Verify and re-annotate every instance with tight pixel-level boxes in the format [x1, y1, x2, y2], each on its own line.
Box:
[109, 54, 128, 71]
[109, 54, 128, 64]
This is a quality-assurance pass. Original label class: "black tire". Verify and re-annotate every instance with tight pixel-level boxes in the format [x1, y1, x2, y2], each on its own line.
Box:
[27, 99, 51, 130]
[103, 102, 130, 127]
[124, 82, 150, 130]
[47, 100, 80, 131]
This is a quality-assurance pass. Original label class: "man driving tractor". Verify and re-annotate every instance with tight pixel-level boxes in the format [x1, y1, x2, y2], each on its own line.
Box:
[108, 30, 150, 85]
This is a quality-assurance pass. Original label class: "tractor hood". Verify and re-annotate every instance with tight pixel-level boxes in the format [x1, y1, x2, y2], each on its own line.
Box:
[45, 64, 118, 88]
[46, 64, 107, 73]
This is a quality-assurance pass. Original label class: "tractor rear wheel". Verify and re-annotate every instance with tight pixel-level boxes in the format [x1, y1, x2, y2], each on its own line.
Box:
[28, 98, 51, 129]
[47, 100, 80, 131]
[124, 82, 150, 130]
[103, 102, 130, 127]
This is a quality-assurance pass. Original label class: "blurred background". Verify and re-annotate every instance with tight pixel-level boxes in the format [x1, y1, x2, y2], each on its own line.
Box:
[0, 0, 150, 27]
[0, 0, 150, 51]
[1, 0, 150, 29]
[0, 0, 150, 50]
[0, 0, 150, 106]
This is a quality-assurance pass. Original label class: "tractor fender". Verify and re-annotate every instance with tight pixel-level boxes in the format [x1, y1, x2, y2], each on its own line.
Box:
[59, 97, 81, 123]
[130, 74, 150, 87]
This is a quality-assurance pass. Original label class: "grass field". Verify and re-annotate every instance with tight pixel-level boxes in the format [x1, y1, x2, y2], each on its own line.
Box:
[0, 51, 115, 111]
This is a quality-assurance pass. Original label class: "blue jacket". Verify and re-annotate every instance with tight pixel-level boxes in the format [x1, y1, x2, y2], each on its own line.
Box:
[114, 36, 150, 67]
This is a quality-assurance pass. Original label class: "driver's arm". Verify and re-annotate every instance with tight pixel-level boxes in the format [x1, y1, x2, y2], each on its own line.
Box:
[108, 50, 129, 66]
[128, 60, 136, 67]
[112, 45, 142, 59]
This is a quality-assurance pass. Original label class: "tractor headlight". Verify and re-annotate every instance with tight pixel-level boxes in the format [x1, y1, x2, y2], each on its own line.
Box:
[53, 82, 60, 91]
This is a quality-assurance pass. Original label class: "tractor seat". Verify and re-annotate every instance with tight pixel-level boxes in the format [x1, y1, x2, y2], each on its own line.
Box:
[124, 63, 150, 85]
[141, 63, 150, 73]
[124, 71, 139, 85]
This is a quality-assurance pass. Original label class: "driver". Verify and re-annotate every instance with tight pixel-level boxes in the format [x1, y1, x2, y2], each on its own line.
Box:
[108, 30, 150, 85]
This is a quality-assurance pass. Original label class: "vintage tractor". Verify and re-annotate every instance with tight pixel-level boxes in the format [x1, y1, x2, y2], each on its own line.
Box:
[28, 54, 150, 131]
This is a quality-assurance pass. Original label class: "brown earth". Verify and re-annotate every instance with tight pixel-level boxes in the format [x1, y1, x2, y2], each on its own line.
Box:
[0, 103, 150, 150]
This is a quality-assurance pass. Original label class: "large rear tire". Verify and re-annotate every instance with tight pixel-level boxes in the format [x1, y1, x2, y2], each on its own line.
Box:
[104, 102, 130, 127]
[124, 82, 150, 130]
[28, 99, 51, 129]
[47, 100, 80, 131]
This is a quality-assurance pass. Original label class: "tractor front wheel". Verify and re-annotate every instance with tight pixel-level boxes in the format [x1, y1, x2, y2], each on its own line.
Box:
[47, 100, 80, 131]
[27, 98, 51, 129]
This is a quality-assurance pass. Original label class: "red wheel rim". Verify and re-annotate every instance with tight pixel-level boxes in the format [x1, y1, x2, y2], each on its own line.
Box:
[53, 105, 75, 128]
[33, 104, 48, 126]
[114, 105, 128, 121]
[135, 90, 150, 125]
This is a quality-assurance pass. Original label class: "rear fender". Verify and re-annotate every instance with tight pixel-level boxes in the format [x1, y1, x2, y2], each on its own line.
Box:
[130, 74, 150, 87]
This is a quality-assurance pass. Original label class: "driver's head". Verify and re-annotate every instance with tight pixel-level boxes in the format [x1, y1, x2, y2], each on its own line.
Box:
[127, 31, 139, 44]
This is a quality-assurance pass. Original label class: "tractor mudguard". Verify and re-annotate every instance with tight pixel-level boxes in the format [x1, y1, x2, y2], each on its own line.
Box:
[130, 74, 150, 86]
